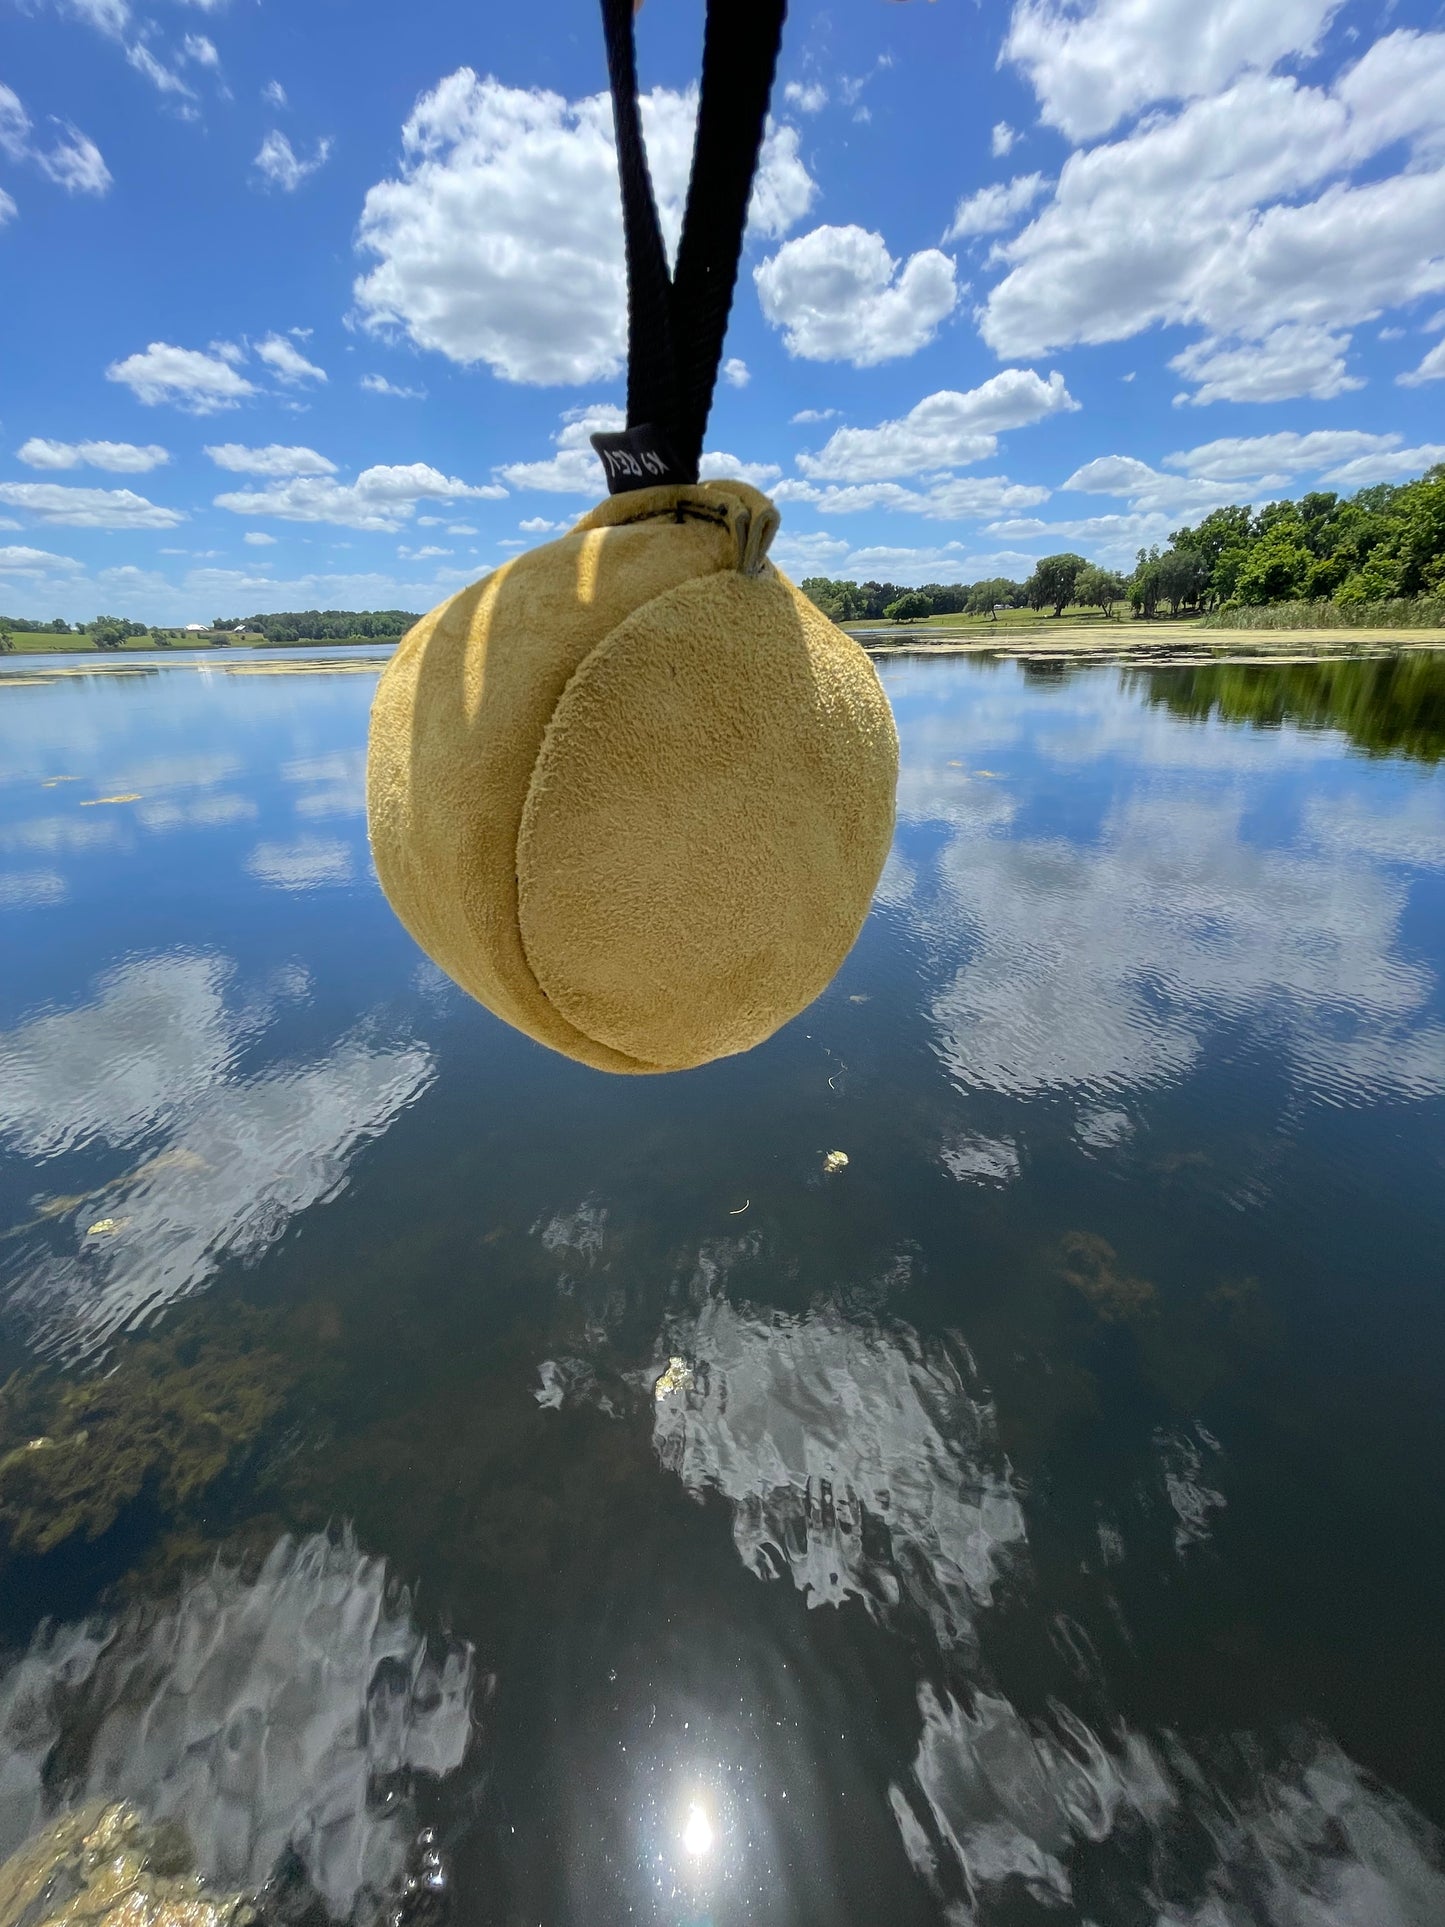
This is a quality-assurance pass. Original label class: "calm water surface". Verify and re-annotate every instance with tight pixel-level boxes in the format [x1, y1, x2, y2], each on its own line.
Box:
[1, 646, 1443, 1925]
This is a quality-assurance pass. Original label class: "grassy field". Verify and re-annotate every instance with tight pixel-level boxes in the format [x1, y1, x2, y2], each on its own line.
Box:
[847, 605, 1445, 659]
[0, 633, 397, 654]
[845, 602, 1124, 632]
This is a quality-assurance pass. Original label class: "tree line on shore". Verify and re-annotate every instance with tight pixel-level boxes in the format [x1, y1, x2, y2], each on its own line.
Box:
[0, 609, 422, 650]
[212, 609, 420, 642]
[799, 465, 1445, 625]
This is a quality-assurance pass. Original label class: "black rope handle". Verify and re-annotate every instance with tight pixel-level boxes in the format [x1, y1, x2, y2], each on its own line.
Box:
[591, 0, 787, 493]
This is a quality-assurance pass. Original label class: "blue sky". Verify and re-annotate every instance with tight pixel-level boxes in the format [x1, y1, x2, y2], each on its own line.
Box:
[2, 0, 1444, 624]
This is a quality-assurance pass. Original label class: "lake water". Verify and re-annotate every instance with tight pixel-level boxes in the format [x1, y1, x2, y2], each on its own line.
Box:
[1, 646, 1443, 1926]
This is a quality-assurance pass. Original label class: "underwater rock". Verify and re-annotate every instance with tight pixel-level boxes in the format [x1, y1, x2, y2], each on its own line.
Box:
[0, 1802, 255, 1927]
[0, 1532, 474, 1921]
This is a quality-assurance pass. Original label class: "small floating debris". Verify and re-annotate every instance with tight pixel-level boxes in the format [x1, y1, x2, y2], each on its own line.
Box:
[41, 775, 79, 786]
[79, 793, 142, 807]
[729, 1200, 750, 1214]
[85, 1216, 130, 1237]
[654, 1356, 693, 1400]
[822, 1149, 849, 1174]
[848, 994, 869, 1004]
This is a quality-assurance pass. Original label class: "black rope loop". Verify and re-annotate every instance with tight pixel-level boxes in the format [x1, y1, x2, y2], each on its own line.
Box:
[591, 0, 787, 493]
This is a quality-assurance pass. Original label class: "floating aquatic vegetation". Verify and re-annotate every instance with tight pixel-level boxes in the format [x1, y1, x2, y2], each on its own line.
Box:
[0, 1313, 294, 1555]
[652, 1356, 692, 1401]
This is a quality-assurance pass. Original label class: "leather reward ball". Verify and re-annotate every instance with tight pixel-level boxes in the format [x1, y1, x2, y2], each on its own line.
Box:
[366, 479, 898, 1074]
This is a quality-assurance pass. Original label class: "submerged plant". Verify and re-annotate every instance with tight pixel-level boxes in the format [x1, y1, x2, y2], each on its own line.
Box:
[0, 1313, 294, 1556]
[1059, 1231, 1158, 1324]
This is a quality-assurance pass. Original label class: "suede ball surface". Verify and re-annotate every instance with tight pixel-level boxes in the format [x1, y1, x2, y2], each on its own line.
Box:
[366, 480, 898, 1074]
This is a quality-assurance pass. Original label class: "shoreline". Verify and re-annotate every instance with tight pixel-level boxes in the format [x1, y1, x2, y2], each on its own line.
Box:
[852, 625, 1445, 662]
[3, 629, 1443, 670]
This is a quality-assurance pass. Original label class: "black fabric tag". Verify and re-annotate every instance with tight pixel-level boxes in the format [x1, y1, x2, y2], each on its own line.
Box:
[591, 424, 690, 494]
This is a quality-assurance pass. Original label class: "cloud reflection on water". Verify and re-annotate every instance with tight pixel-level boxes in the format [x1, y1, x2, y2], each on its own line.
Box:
[653, 1298, 1026, 1650]
[0, 952, 432, 1358]
[0, 1531, 473, 1921]
[893, 1687, 1445, 1926]
[882, 670, 1445, 1109]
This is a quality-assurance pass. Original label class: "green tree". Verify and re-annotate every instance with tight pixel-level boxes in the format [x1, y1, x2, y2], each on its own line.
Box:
[88, 615, 131, 651]
[964, 577, 1024, 618]
[1028, 552, 1087, 617]
[1233, 527, 1312, 605]
[1129, 548, 1163, 618]
[883, 591, 934, 622]
[1156, 548, 1211, 614]
[1074, 565, 1125, 618]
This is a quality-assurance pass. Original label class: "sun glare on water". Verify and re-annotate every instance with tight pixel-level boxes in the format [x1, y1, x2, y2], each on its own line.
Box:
[681, 1802, 714, 1858]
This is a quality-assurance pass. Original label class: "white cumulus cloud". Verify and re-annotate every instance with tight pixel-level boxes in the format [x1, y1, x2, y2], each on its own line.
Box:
[783, 80, 827, 114]
[698, 452, 782, 489]
[1163, 430, 1406, 483]
[1002, 0, 1344, 141]
[253, 130, 332, 191]
[496, 403, 625, 493]
[1169, 325, 1361, 405]
[754, 224, 957, 365]
[0, 483, 184, 529]
[721, 356, 750, 388]
[980, 33, 1445, 393]
[1399, 338, 1445, 387]
[0, 84, 110, 195]
[0, 544, 84, 573]
[255, 333, 326, 384]
[779, 476, 1052, 521]
[214, 463, 506, 531]
[126, 43, 194, 100]
[17, 438, 169, 472]
[107, 341, 257, 413]
[1318, 446, 1445, 487]
[796, 370, 1077, 481]
[36, 125, 111, 194]
[204, 443, 337, 476]
[945, 173, 1048, 241]
[352, 72, 815, 385]
[360, 373, 427, 399]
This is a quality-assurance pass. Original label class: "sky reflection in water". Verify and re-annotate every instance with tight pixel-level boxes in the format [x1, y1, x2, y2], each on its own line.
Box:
[0, 647, 1443, 1924]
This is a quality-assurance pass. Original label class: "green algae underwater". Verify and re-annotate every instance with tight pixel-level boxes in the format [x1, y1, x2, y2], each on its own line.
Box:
[1, 645, 1444, 1926]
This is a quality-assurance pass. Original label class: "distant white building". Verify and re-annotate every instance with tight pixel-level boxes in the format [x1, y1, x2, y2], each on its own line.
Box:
[184, 623, 207, 633]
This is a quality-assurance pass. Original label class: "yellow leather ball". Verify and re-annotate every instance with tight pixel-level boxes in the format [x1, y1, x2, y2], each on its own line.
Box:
[366, 480, 898, 1073]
